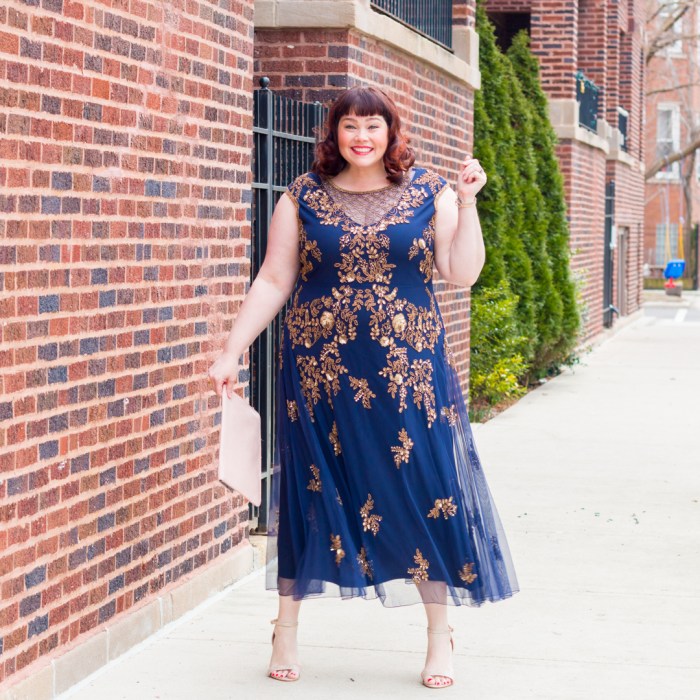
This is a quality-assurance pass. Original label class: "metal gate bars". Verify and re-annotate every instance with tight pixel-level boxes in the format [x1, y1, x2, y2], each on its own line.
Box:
[249, 78, 326, 531]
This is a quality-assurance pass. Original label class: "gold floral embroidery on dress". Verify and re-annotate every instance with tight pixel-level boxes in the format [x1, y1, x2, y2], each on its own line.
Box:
[285, 290, 335, 349]
[329, 421, 341, 455]
[379, 345, 409, 411]
[427, 497, 458, 519]
[349, 376, 376, 408]
[295, 340, 348, 419]
[378, 346, 437, 425]
[407, 548, 430, 583]
[458, 562, 478, 584]
[335, 229, 395, 284]
[288, 172, 316, 202]
[330, 533, 345, 566]
[391, 428, 414, 467]
[444, 336, 457, 369]
[303, 186, 347, 229]
[407, 358, 437, 427]
[319, 338, 348, 394]
[287, 400, 299, 422]
[296, 355, 322, 418]
[299, 227, 322, 282]
[360, 493, 382, 535]
[413, 169, 447, 196]
[408, 225, 435, 283]
[361, 285, 442, 354]
[306, 464, 322, 493]
[357, 546, 374, 580]
[440, 405, 458, 426]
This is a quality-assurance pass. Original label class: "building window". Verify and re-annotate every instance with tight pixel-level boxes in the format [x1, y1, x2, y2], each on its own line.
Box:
[655, 223, 678, 265]
[617, 106, 629, 152]
[659, 6, 683, 56]
[655, 104, 680, 179]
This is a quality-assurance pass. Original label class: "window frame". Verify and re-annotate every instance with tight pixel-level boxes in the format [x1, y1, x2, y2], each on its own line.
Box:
[655, 103, 681, 180]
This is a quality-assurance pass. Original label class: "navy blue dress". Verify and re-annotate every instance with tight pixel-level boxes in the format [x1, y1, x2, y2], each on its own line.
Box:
[265, 167, 518, 607]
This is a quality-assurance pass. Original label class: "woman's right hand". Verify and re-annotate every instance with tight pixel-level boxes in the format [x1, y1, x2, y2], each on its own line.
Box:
[208, 351, 240, 399]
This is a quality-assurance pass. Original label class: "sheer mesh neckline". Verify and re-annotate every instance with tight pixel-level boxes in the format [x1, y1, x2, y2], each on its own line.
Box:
[322, 170, 413, 227]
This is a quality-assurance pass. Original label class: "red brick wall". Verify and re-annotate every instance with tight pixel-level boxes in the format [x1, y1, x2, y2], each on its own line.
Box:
[578, 0, 608, 115]
[557, 140, 607, 333]
[530, 0, 578, 99]
[609, 0, 645, 315]
[254, 26, 476, 389]
[604, 2, 620, 129]
[0, 0, 254, 686]
[612, 162, 645, 313]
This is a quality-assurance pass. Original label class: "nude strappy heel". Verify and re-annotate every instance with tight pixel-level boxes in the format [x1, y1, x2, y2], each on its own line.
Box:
[268, 618, 301, 682]
[420, 626, 454, 689]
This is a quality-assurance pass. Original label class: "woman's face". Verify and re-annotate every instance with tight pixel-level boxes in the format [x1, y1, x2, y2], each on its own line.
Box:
[336, 112, 389, 172]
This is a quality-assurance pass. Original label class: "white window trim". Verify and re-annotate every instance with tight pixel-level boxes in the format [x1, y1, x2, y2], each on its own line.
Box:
[655, 103, 680, 180]
[659, 7, 683, 56]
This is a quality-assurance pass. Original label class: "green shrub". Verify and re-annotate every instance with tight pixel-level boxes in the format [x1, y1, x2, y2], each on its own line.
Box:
[469, 6, 581, 409]
[470, 281, 528, 406]
[507, 30, 580, 369]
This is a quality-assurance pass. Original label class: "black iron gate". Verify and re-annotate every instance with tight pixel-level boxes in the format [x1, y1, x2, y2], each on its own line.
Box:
[603, 180, 617, 328]
[249, 78, 326, 531]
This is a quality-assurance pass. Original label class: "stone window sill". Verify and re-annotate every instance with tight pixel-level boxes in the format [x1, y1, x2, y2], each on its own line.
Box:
[548, 98, 643, 171]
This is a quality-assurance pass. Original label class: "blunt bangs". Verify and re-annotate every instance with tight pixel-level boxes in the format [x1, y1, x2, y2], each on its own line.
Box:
[332, 88, 394, 126]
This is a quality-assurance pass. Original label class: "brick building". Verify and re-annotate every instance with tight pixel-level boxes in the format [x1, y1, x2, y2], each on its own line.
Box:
[0, 1, 481, 696]
[644, 2, 700, 285]
[486, 0, 646, 335]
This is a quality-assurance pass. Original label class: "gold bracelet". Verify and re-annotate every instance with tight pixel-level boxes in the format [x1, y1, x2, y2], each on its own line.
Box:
[457, 195, 477, 208]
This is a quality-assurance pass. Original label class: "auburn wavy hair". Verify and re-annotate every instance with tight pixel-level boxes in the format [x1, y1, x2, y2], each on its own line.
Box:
[312, 86, 415, 184]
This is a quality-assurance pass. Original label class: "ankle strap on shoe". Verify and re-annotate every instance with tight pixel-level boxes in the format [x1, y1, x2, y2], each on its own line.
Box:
[271, 618, 299, 628]
[427, 626, 453, 635]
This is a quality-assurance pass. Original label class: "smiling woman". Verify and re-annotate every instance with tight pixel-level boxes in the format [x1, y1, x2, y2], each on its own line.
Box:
[208, 85, 516, 690]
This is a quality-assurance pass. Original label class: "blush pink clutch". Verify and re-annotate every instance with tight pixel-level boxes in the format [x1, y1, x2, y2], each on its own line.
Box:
[218, 391, 262, 506]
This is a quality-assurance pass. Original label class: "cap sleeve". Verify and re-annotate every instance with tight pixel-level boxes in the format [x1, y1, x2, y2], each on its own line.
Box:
[286, 172, 315, 207]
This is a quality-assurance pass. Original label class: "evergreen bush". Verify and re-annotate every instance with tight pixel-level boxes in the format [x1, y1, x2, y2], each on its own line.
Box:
[469, 5, 581, 413]
[507, 30, 580, 368]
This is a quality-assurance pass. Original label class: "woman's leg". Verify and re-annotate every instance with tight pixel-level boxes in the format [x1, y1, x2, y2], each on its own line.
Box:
[269, 594, 302, 680]
[418, 582, 454, 688]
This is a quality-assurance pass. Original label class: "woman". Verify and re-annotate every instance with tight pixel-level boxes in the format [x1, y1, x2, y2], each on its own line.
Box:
[208, 86, 518, 688]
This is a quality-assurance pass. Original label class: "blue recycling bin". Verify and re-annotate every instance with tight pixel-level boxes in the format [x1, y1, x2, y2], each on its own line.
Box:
[664, 259, 685, 279]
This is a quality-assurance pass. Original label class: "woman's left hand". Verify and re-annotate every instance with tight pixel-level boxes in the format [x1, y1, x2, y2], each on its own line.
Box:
[457, 153, 487, 200]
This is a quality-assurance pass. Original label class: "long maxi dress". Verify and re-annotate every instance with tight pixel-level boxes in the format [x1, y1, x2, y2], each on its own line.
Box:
[265, 167, 519, 607]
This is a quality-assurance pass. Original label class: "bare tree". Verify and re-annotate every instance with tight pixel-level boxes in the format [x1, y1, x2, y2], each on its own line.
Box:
[645, 0, 695, 64]
[644, 1, 700, 184]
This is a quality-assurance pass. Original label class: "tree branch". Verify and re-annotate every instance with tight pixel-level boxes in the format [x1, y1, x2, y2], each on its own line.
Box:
[647, 80, 700, 96]
[645, 1, 693, 63]
[645, 132, 700, 180]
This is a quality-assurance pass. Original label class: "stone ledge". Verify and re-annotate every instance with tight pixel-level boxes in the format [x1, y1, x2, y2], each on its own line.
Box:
[607, 144, 643, 172]
[255, 0, 480, 90]
[548, 98, 610, 154]
[0, 541, 255, 700]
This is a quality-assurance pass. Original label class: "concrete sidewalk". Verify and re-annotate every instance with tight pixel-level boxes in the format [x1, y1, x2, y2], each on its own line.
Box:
[58, 297, 700, 700]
